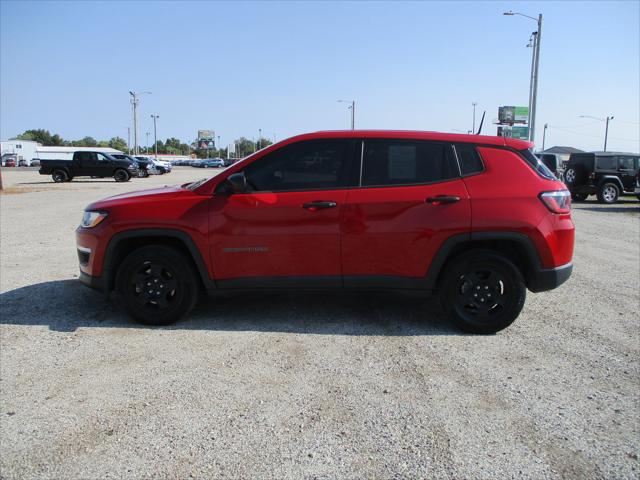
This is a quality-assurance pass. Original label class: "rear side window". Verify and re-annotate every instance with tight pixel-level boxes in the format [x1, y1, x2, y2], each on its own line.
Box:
[361, 141, 457, 187]
[454, 144, 484, 175]
[520, 149, 556, 179]
[618, 156, 637, 170]
[596, 156, 616, 170]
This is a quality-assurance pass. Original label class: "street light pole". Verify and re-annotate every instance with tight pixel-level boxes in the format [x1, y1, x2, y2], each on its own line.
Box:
[258, 129, 262, 150]
[580, 115, 614, 151]
[472, 102, 477, 133]
[542, 123, 548, 151]
[217, 135, 221, 156]
[338, 100, 355, 129]
[151, 114, 159, 159]
[146, 132, 150, 154]
[503, 11, 542, 143]
[129, 91, 151, 155]
[126, 127, 131, 154]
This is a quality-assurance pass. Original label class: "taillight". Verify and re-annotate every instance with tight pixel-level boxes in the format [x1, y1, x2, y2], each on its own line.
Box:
[540, 190, 571, 214]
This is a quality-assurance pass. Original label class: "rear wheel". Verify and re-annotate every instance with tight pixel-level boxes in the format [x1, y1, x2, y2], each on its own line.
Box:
[114, 169, 130, 182]
[52, 170, 68, 183]
[597, 182, 619, 204]
[439, 251, 526, 334]
[116, 245, 199, 325]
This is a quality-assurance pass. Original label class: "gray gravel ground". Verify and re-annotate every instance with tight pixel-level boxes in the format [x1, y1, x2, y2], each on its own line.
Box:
[1, 169, 638, 479]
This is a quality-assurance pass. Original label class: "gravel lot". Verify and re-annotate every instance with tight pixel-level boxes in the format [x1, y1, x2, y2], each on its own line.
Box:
[1, 168, 638, 479]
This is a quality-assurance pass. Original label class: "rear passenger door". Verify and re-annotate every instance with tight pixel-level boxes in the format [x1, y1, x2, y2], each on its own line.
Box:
[617, 156, 638, 191]
[341, 139, 471, 286]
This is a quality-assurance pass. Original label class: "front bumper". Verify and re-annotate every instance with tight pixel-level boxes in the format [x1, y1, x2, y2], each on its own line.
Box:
[528, 262, 573, 293]
[79, 270, 107, 293]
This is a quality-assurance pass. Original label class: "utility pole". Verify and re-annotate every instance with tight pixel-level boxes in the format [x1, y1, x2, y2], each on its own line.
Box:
[129, 91, 151, 155]
[126, 127, 131, 154]
[151, 114, 159, 159]
[217, 135, 221, 156]
[472, 102, 477, 133]
[258, 129, 262, 150]
[503, 12, 542, 143]
[542, 123, 548, 151]
[604, 116, 614, 152]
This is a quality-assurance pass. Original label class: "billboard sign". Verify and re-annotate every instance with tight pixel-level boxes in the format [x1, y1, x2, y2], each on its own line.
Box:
[497, 126, 529, 140]
[498, 106, 528, 125]
[197, 130, 215, 141]
[198, 140, 215, 150]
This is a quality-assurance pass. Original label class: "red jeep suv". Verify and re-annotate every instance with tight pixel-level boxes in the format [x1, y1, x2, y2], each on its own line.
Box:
[76, 131, 574, 333]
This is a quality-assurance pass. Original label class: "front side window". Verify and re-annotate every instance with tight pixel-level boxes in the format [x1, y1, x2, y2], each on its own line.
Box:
[243, 140, 349, 192]
[96, 153, 111, 162]
[361, 141, 457, 187]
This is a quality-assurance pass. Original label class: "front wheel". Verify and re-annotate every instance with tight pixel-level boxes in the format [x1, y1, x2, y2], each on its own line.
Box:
[116, 245, 199, 325]
[114, 169, 130, 182]
[439, 251, 526, 334]
[597, 182, 619, 204]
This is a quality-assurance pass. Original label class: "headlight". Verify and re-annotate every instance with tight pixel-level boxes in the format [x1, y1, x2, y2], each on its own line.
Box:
[81, 211, 108, 228]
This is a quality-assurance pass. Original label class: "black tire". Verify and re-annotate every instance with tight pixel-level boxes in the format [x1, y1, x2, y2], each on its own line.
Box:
[438, 251, 526, 334]
[141, 169, 149, 178]
[563, 166, 585, 186]
[116, 245, 199, 325]
[114, 169, 130, 182]
[52, 169, 68, 183]
[596, 182, 619, 204]
[571, 193, 588, 202]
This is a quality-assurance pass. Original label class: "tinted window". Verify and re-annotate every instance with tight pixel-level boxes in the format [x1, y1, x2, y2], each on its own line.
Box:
[361, 141, 457, 187]
[618, 156, 636, 170]
[596, 156, 616, 170]
[244, 140, 349, 192]
[520, 149, 556, 179]
[455, 144, 484, 175]
[76, 152, 94, 162]
[96, 153, 111, 162]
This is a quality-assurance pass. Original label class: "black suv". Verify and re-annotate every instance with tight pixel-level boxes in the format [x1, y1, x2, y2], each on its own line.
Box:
[564, 152, 639, 203]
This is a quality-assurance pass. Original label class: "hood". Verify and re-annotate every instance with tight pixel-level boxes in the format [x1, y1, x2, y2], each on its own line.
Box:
[86, 185, 188, 210]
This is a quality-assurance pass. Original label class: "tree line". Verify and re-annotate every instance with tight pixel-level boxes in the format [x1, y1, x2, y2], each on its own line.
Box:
[12, 129, 274, 159]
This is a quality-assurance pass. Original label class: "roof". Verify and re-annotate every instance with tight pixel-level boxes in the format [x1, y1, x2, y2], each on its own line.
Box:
[295, 130, 533, 150]
[542, 146, 585, 154]
[35, 146, 122, 154]
[588, 151, 639, 156]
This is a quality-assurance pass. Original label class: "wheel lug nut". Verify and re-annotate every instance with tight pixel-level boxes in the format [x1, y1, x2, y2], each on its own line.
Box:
[484, 286, 488, 290]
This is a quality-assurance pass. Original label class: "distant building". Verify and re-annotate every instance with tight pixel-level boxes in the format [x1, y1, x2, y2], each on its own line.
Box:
[541, 146, 585, 165]
[34, 146, 122, 161]
[1, 140, 41, 164]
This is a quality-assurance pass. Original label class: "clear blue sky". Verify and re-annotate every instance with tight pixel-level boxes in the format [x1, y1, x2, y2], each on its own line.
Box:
[1, 1, 638, 152]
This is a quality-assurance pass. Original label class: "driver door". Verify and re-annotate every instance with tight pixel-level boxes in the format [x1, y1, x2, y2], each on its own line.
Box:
[208, 139, 355, 287]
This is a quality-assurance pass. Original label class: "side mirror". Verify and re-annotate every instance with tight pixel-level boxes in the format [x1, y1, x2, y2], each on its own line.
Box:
[222, 172, 247, 194]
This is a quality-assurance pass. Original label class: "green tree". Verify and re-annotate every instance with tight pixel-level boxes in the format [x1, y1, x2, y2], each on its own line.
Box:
[108, 137, 128, 152]
[256, 137, 273, 149]
[234, 137, 255, 157]
[13, 129, 54, 145]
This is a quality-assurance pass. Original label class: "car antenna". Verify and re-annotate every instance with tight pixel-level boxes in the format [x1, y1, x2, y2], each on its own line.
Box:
[476, 111, 486, 135]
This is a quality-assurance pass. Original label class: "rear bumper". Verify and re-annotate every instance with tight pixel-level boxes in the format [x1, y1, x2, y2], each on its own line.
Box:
[528, 262, 573, 293]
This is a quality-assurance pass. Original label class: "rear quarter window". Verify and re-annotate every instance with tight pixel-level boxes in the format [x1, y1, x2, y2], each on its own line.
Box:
[455, 144, 484, 176]
[520, 149, 556, 180]
[596, 156, 616, 170]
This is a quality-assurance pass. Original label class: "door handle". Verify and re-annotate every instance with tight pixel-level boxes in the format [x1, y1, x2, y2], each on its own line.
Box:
[302, 201, 337, 210]
[425, 195, 460, 205]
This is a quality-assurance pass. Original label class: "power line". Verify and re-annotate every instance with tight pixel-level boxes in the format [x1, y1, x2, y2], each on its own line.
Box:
[546, 125, 639, 143]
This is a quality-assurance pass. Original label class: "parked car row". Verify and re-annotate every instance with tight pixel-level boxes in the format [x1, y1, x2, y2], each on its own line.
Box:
[38, 151, 173, 183]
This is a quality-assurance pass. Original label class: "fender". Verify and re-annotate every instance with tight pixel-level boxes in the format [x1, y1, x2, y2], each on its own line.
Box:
[423, 231, 543, 290]
[102, 228, 216, 292]
[596, 175, 624, 191]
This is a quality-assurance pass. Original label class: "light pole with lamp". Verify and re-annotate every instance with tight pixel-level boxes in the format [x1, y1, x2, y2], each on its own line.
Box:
[542, 123, 548, 151]
[150, 114, 159, 159]
[258, 129, 262, 150]
[129, 91, 151, 154]
[503, 11, 542, 143]
[580, 115, 614, 151]
[472, 102, 477, 133]
[338, 100, 355, 129]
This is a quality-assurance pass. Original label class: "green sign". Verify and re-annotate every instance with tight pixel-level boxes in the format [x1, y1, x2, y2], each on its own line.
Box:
[514, 107, 529, 123]
[511, 126, 529, 139]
